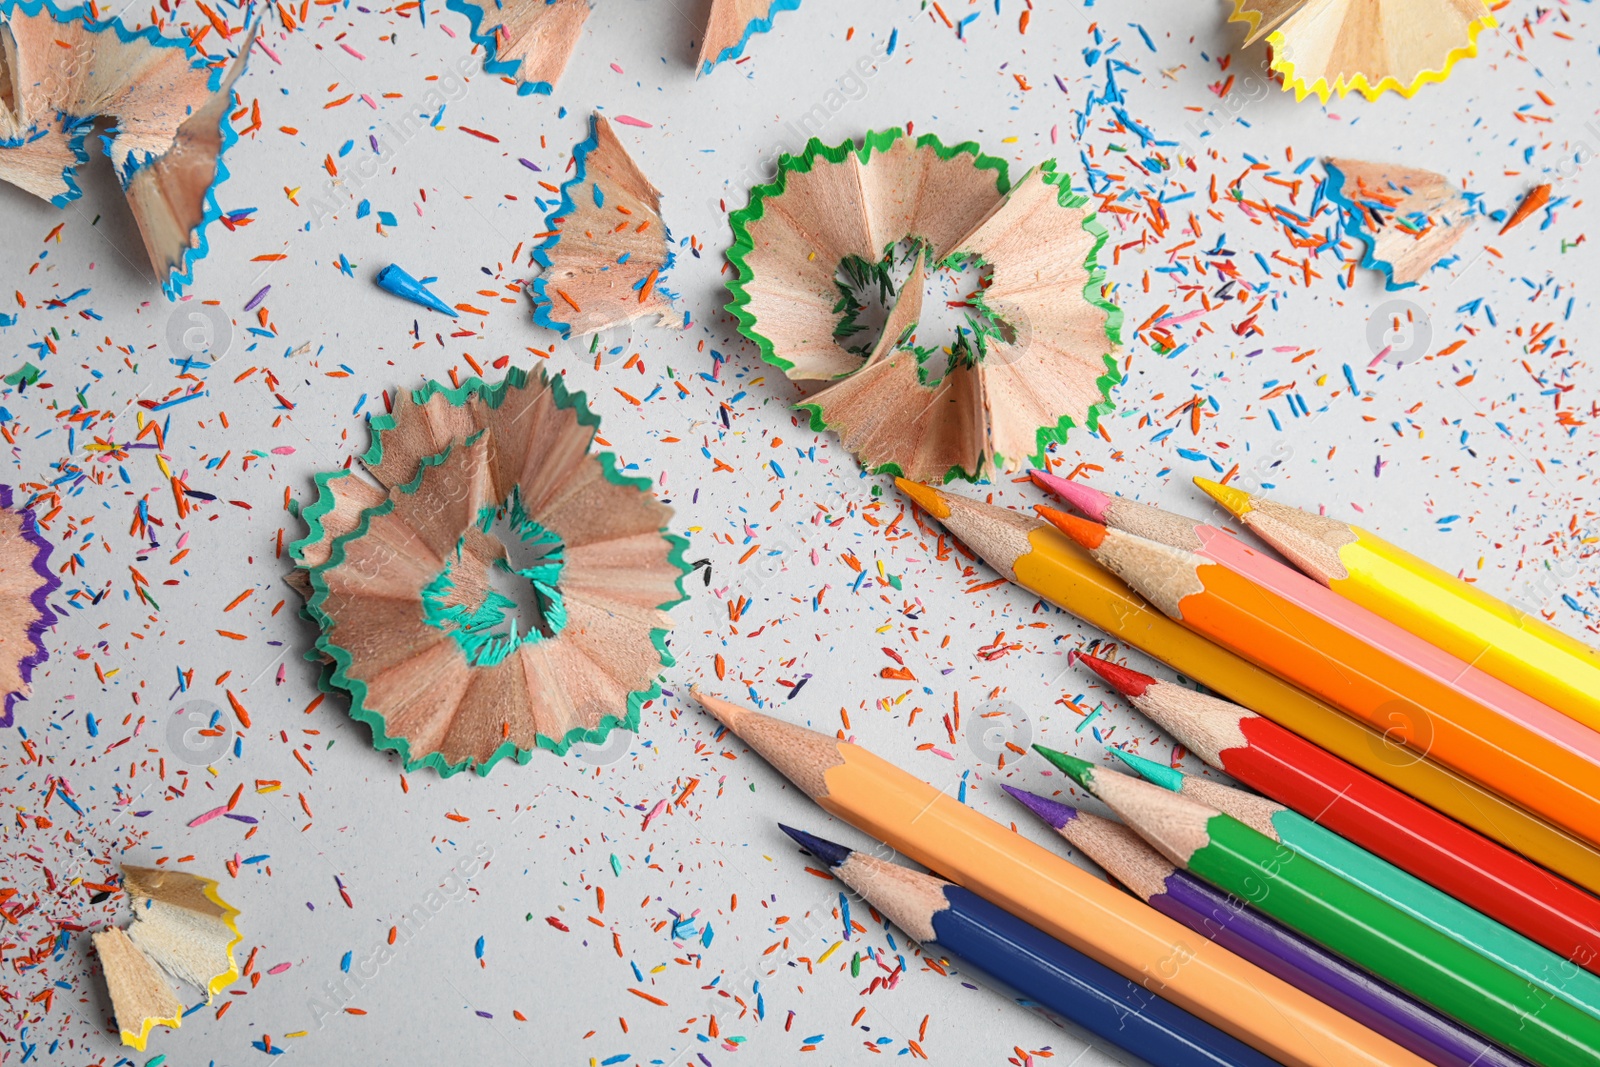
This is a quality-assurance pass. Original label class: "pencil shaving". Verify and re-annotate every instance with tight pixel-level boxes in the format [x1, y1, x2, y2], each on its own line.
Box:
[300, 366, 690, 776]
[448, 0, 788, 91]
[531, 113, 678, 339]
[92, 926, 183, 1051]
[122, 866, 242, 1001]
[91, 867, 240, 1050]
[1324, 158, 1474, 289]
[445, 0, 587, 96]
[0, 484, 57, 727]
[948, 162, 1125, 472]
[728, 130, 1120, 483]
[0, 0, 252, 296]
[699, 0, 800, 74]
[1229, 0, 1495, 102]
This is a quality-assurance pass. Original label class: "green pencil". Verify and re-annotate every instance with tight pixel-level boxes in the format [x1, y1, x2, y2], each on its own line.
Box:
[1110, 748, 1600, 1023]
[1035, 744, 1600, 1067]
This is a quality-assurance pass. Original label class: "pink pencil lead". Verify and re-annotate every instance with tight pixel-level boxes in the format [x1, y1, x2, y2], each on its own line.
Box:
[1028, 468, 1115, 523]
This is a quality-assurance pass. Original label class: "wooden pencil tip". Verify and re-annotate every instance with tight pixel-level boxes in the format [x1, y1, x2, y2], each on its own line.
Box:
[778, 824, 853, 867]
[889, 479, 947, 521]
[690, 690, 841, 799]
[1033, 744, 1097, 787]
[1193, 477, 1253, 518]
[689, 687, 747, 730]
[894, 478, 951, 519]
[1002, 784, 1078, 830]
[1027, 469, 1112, 522]
[1035, 506, 1107, 550]
[1075, 652, 1155, 699]
[1110, 748, 1185, 792]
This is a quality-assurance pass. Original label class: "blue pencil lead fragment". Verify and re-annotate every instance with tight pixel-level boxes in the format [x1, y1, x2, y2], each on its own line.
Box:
[375, 264, 457, 317]
[778, 824, 853, 867]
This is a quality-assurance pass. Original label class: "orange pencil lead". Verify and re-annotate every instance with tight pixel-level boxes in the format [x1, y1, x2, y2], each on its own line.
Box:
[1035, 506, 1106, 550]
[1499, 183, 1551, 235]
[894, 479, 951, 519]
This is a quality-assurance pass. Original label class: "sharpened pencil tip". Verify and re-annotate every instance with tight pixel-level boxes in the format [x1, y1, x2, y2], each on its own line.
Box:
[1034, 506, 1107, 550]
[1001, 784, 1078, 830]
[894, 478, 951, 520]
[778, 824, 854, 867]
[1033, 744, 1098, 787]
[1028, 469, 1113, 523]
[1075, 653, 1156, 699]
[689, 688, 746, 730]
[1194, 477, 1253, 518]
[1110, 748, 1186, 792]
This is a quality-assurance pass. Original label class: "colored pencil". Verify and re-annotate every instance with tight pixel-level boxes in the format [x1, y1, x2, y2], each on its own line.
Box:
[777, 824, 1280, 1067]
[691, 689, 1433, 1067]
[1197, 479, 1600, 733]
[1041, 749, 1600, 1067]
[1112, 747, 1600, 1011]
[1002, 787, 1530, 1067]
[1028, 468, 1214, 551]
[893, 478, 1600, 892]
[1075, 652, 1600, 973]
[1031, 470, 1600, 766]
[1040, 511, 1600, 849]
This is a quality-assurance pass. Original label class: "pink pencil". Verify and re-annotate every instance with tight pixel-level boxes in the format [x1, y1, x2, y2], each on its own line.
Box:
[1029, 469, 1600, 768]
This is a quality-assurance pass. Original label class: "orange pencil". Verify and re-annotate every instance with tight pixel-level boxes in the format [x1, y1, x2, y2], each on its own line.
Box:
[693, 689, 1433, 1067]
[1041, 512, 1600, 850]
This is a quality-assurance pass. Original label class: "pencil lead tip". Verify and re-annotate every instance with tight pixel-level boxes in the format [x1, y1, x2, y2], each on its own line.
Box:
[689, 688, 746, 730]
[1001, 784, 1078, 830]
[1027, 469, 1113, 523]
[894, 478, 951, 520]
[1075, 652, 1156, 699]
[1032, 744, 1097, 787]
[777, 824, 853, 867]
[1194, 477, 1253, 518]
[1035, 506, 1107, 550]
[1109, 748, 1185, 792]
[375, 263, 459, 318]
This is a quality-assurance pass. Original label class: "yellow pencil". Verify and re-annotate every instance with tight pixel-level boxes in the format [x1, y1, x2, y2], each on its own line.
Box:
[1197, 479, 1600, 733]
[694, 689, 1434, 1067]
[894, 478, 1600, 894]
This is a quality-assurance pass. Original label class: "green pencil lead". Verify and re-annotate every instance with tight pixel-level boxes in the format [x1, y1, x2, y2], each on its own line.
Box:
[1032, 744, 1097, 787]
[1110, 748, 1185, 793]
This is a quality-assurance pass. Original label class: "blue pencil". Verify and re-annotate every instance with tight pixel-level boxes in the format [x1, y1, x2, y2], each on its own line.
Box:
[779, 825, 1277, 1067]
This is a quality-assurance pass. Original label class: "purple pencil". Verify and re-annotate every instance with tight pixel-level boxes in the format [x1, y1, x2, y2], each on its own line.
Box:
[1003, 786, 1529, 1067]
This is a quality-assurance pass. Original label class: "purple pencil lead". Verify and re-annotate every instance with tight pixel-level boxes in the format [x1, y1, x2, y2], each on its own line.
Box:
[1002, 784, 1079, 831]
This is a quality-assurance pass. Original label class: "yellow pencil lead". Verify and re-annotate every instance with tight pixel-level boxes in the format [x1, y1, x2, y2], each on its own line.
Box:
[1194, 477, 1254, 518]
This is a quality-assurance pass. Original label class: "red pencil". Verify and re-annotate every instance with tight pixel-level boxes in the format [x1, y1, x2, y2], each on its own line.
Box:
[1075, 651, 1600, 977]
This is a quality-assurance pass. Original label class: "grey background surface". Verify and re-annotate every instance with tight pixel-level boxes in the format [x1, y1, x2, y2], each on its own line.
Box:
[1, 0, 1595, 1064]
